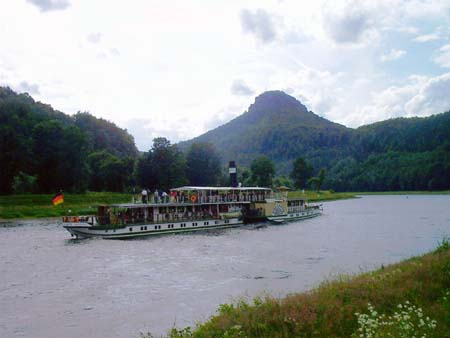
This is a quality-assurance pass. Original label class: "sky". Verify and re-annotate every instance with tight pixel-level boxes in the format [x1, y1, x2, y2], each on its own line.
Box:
[1, 0, 450, 151]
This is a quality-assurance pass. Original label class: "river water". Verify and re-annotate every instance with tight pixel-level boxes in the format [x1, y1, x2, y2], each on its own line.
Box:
[1, 195, 449, 338]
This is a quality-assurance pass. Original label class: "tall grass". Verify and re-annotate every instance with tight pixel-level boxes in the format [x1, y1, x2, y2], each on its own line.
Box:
[144, 242, 450, 338]
[0, 192, 133, 219]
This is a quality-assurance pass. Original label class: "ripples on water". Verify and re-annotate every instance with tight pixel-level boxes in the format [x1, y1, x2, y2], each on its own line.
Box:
[0, 195, 449, 338]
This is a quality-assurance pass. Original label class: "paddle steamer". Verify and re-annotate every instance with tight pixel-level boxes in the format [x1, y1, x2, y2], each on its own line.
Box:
[62, 162, 322, 239]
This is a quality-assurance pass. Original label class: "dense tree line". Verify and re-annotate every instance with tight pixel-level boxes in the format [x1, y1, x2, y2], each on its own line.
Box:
[0, 87, 138, 194]
[1, 87, 449, 194]
[180, 91, 450, 192]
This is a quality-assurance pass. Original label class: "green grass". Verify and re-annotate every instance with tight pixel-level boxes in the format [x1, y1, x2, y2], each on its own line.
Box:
[144, 240, 450, 338]
[288, 190, 357, 202]
[0, 192, 133, 220]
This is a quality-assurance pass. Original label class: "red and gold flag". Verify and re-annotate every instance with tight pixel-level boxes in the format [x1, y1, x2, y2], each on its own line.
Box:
[52, 192, 64, 206]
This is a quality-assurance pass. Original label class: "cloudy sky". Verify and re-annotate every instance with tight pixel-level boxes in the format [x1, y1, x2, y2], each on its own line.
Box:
[1, 0, 450, 150]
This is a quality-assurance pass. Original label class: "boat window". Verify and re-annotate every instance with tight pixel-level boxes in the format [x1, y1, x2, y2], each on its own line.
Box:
[129, 227, 133, 231]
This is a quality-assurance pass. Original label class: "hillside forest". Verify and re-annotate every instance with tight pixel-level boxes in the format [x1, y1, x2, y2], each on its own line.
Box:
[0, 87, 449, 195]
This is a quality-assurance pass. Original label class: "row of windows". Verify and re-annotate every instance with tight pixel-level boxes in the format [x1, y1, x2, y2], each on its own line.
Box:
[127, 220, 231, 232]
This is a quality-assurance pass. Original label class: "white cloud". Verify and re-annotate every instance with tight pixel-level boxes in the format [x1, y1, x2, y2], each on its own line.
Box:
[405, 72, 450, 115]
[358, 73, 450, 124]
[26, 0, 70, 12]
[433, 44, 450, 68]
[87, 32, 102, 44]
[14, 81, 40, 95]
[380, 49, 406, 62]
[230, 79, 254, 96]
[2, 0, 450, 150]
[322, 1, 376, 44]
[413, 33, 440, 42]
[240, 9, 277, 43]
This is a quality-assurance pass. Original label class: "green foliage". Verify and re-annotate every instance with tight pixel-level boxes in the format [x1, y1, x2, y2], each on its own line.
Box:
[272, 175, 293, 189]
[290, 157, 313, 189]
[12, 172, 37, 193]
[179, 91, 450, 192]
[186, 142, 221, 186]
[74, 112, 138, 158]
[0, 87, 138, 194]
[250, 156, 275, 187]
[136, 137, 187, 191]
[87, 151, 134, 192]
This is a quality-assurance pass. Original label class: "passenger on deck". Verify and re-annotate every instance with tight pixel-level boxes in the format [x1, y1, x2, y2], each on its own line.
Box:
[162, 191, 169, 203]
[141, 189, 148, 203]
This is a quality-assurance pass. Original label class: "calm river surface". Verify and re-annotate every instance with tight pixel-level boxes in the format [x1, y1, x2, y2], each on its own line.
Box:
[1, 195, 449, 338]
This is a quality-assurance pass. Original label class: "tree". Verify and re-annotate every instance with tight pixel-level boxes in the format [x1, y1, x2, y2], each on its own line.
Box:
[290, 157, 314, 189]
[186, 142, 221, 186]
[135, 137, 187, 191]
[308, 168, 326, 192]
[250, 156, 275, 187]
[273, 175, 293, 189]
[318, 168, 326, 190]
[88, 151, 134, 191]
[32, 120, 88, 193]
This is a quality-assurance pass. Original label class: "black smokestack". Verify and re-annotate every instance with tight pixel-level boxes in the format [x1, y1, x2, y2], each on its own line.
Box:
[229, 161, 237, 187]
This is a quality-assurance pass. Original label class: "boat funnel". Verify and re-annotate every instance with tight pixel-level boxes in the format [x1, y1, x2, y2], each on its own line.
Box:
[229, 161, 238, 187]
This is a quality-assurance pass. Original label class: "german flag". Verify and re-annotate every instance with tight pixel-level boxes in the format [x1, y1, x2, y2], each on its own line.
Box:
[52, 192, 64, 206]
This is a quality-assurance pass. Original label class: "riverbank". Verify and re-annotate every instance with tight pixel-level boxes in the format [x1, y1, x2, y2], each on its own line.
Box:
[0, 192, 132, 220]
[288, 190, 357, 202]
[147, 240, 450, 338]
[0, 190, 355, 220]
[1, 190, 447, 220]
[355, 190, 450, 195]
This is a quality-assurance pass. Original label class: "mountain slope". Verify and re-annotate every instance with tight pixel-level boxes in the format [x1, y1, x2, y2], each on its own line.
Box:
[180, 90, 450, 191]
[180, 91, 352, 171]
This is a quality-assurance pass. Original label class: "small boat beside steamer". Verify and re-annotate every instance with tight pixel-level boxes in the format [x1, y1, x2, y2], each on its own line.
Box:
[62, 162, 322, 239]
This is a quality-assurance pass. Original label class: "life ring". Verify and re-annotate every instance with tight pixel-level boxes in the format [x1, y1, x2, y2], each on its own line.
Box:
[191, 195, 197, 203]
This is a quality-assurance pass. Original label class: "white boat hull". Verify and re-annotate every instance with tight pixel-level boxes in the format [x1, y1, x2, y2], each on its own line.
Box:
[267, 208, 322, 222]
[64, 217, 242, 239]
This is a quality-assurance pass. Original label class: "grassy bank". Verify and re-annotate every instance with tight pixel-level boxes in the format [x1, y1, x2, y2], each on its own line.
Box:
[0, 190, 355, 220]
[147, 241, 450, 338]
[2, 190, 445, 220]
[288, 190, 357, 202]
[0, 192, 132, 220]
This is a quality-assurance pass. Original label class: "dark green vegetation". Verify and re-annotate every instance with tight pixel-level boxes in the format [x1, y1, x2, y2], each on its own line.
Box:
[181, 91, 450, 192]
[144, 241, 450, 338]
[0, 87, 137, 194]
[0, 192, 131, 219]
[1, 87, 449, 194]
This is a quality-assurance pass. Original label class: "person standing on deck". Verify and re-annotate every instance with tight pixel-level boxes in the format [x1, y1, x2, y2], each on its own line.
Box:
[141, 189, 148, 203]
[162, 191, 169, 203]
[154, 189, 159, 203]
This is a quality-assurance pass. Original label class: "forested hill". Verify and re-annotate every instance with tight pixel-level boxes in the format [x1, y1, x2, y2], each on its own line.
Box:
[0, 87, 138, 193]
[179, 90, 352, 173]
[180, 90, 450, 191]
